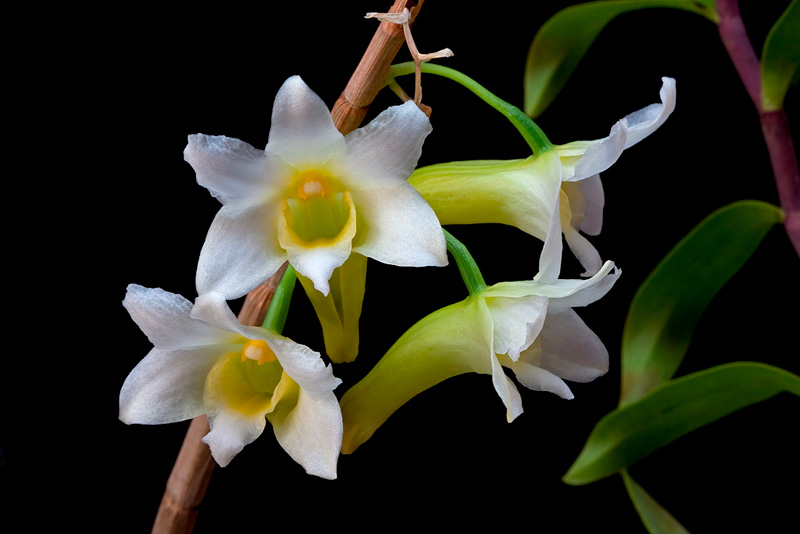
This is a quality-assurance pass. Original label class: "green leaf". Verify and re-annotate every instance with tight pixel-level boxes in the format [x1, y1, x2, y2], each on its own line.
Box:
[622, 469, 690, 534]
[523, 0, 718, 118]
[620, 200, 783, 406]
[563, 362, 800, 486]
[761, 0, 800, 111]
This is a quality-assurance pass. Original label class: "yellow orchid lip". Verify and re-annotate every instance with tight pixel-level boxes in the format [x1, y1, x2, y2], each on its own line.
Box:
[209, 350, 284, 416]
[279, 189, 357, 249]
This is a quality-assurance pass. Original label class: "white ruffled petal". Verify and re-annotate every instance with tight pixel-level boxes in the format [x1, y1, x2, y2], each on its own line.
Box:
[341, 101, 432, 189]
[536, 309, 608, 383]
[558, 77, 675, 182]
[493, 261, 619, 304]
[196, 201, 287, 300]
[281, 242, 352, 297]
[569, 120, 628, 182]
[253, 335, 341, 401]
[485, 294, 548, 361]
[119, 346, 222, 425]
[123, 285, 228, 350]
[201, 351, 276, 467]
[351, 183, 447, 268]
[266, 76, 345, 168]
[285, 248, 349, 296]
[548, 261, 621, 310]
[624, 77, 677, 148]
[270, 387, 343, 480]
[203, 408, 268, 468]
[185, 134, 291, 205]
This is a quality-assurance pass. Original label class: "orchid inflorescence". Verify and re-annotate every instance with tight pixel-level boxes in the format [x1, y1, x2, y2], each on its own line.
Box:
[119, 11, 675, 481]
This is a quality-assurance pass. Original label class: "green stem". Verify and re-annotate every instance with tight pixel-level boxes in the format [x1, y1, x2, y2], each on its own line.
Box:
[443, 229, 487, 296]
[261, 265, 298, 334]
[388, 62, 553, 156]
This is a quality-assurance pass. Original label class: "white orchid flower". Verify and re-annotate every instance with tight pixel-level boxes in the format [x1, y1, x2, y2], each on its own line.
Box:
[119, 284, 343, 479]
[339, 261, 620, 453]
[410, 77, 676, 276]
[186, 75, 447, 301]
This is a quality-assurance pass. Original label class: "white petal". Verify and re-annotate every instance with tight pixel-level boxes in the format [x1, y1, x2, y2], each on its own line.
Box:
[185, 134, 291, 205]
[340, 101, 432, 189]
[558, 77, 676, 182]
[123, 285, 228, 350]
[569, 120, 628, 182]
[624, 77, 677, 148]
[250, 335, 342, 401]
[563, 175, 605, 236]
[196, 201, 287, 300]
[549, 261, 621, 310]
[282, 242, 351, 297]
[563, 224, 604, 277]
[119, 346, 222, 425]
[493, 261, 619, 305]
[511, 359, 575, 399]
[351, 183, 447, 268]
[534, 156, 565, 284]
[537, 309, 609, 382]
[201, 351, 275, 467]
[190, 292, 248, 336]
[266, 76, 345, 168]
[490, 353, 524, 422]
[485, 294, 548, 361]
[270, 387, 343, 480]
[202, 408, 267, 468]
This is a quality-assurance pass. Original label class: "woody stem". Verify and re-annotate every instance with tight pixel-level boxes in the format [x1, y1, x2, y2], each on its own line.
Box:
[151, 1, 423, 533]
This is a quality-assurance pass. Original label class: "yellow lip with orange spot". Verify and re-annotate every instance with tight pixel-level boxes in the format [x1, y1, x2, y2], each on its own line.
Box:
[279, 168, 357, 250]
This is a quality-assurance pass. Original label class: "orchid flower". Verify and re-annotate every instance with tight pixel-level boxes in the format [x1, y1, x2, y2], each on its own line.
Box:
[118, 284, 343, 479]
[185, 75, 447, 362]
[409, 76, 676, 276]
[339, 245, 620, 453]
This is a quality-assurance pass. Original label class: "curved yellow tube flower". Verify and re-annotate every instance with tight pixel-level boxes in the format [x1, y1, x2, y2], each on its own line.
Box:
[410, 77, 676, 277]
[340, 261, 620, 454]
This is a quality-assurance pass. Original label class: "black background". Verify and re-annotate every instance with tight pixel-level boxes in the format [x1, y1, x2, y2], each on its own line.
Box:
[4, 1, 799, 532]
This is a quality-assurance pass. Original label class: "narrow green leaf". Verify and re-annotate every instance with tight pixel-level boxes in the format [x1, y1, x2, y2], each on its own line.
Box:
[524, 0, 718, 118]
[620, 200, 783, 406]
[622, 469, 690, 534]
[563, 362, 800, 486]
[761, 0, 800, 111]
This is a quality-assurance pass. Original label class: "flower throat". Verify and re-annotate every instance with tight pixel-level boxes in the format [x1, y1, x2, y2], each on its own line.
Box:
[284, 169, 353, 243]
